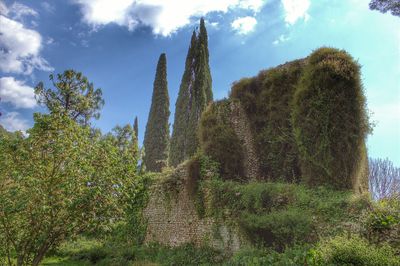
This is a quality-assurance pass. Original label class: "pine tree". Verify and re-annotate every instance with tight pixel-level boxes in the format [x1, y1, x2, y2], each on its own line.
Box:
[169, 19, 213, 166]
[143, 53, 170, 172]
[133, 116, 138, 140]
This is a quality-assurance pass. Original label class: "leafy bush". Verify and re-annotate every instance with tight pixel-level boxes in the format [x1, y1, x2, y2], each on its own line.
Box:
[292, 47, 370, 190]
[310, 235, 400, 266]
[363, 198, 400, 252]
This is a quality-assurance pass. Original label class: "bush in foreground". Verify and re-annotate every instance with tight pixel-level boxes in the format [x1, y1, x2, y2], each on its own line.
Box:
[310, 235, 400, 266]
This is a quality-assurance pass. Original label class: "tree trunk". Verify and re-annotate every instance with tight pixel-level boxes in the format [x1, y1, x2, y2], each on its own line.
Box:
[31, 244, 49, 266]
[16, 256, 23, 266]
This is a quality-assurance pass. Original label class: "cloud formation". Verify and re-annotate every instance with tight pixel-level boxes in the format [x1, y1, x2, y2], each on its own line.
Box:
[74, 0, 266, 36]
[231, 16, 257, 34]
[282, 0, 310, 25]
[0, 77, 37, 109]
[0, 3, 52, 74]
[273, 34, 290, 45]
[0, 112, 30, 132]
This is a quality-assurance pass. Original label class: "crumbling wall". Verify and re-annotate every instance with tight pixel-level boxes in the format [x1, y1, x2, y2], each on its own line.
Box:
[230, 101, 261, 180]
[143, 165, 244, 252]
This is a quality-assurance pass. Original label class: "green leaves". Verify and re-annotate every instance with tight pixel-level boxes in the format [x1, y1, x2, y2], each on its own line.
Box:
[35, 69, 104, 125]
[0, 113, 138, 265]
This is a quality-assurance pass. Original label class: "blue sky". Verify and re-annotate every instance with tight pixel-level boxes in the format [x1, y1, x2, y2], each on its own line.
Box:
[0, 0, 399, 165]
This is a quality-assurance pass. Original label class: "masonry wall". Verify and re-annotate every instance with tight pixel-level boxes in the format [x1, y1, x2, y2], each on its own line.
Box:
[230, 100, 262, 180]
[143, 165, 244, 252]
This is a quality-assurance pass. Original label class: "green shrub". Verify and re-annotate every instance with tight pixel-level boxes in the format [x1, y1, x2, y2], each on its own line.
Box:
[199, 99, 245, 180]
[198, 179, 369, 249]
[292, 47, 370, 190]
[363, 198, 400, 252]
[129, 243, 223, 266]
[310, 235, 400, 266]
[239, 208, 314, 250]
[227, 245, 312, 266]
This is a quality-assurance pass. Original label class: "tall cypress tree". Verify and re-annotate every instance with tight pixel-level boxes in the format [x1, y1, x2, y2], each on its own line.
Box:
[133, 116, 139, 140]
[143, 53, 170, 172]
[198, 18, 213, 103]
[169, 19, 213, 166]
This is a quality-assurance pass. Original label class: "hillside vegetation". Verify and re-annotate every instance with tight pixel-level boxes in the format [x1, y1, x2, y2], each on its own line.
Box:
[1, 20, 399, 266]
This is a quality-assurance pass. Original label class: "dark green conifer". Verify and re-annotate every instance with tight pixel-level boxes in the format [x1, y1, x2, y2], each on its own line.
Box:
[143, 53, 170, 172]
[169, 19, 213, 166]
[133, 116, 138, 139]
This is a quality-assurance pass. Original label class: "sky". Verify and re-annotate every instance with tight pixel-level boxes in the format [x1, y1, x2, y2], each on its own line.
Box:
[0, 0, 399, 165]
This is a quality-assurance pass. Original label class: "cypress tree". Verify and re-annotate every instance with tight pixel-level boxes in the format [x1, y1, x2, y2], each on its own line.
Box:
[198, 18, 213, 102]
[169, 19, 213, 166]
[143, 53, 170, 172]
[133, 116, 138, 140]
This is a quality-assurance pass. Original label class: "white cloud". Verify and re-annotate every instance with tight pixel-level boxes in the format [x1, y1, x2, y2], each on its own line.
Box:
[0, 14, 52, 74]
[7, 2, 38, 20]
[74, 0, 266, 36]
[0, 77, 37, 108]
[0, 1, 8, 14]
[0, 112, 30, 132]
[231, 16, 257, 34]
[41, 2, 55, 13]
[273, 34, 290, 45]
[282, 0, 310, 25]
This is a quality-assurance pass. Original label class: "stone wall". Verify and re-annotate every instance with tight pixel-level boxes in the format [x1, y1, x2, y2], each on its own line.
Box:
[230, 100, 262, 180]
[143, 165, 244, 252]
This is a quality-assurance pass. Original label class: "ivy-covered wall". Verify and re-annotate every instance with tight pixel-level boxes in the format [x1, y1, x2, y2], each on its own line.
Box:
[201, 47, 370, 191]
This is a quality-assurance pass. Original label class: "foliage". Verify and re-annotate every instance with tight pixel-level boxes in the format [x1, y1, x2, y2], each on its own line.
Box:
[107, 124, 139, 164]
[35, 69, 104, 125]
[292, 47, 370, 189]
[198, 178, 370, 249]
[309, 235, 400, 266]
[226, 245, 312, 266]
[199, 100, 245, 180]
[169, 18, 213, 167]
[124, 173, 154, 245]
[362, 198, 400, 251]
[231, 60, 304, 182]
[369, 157, 400, 200]
[369, 0, 400, 17]
[143, 53, 170, 172]
[133, 116, 139, 140]
[0, 113, 137, 266]
[45, 237, 223, 266]
[229, 48, 371, 189]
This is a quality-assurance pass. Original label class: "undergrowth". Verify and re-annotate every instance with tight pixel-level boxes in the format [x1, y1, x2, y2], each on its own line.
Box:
[197, 178, 371, 250]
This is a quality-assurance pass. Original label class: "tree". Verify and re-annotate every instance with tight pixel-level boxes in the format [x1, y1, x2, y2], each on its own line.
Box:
[34, 70, 104, 125]
[143, 53, 170, 172]
[133, 116, 139, 140]
[108, 124, 139, 164]
[0, 113, 137, 266]
[369, 0, 400, 17]
[169, 18, 213, 166]
[369, 158, 400, 200]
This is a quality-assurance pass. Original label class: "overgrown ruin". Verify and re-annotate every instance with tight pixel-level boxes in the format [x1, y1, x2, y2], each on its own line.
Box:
[143, 47, 370, 252]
